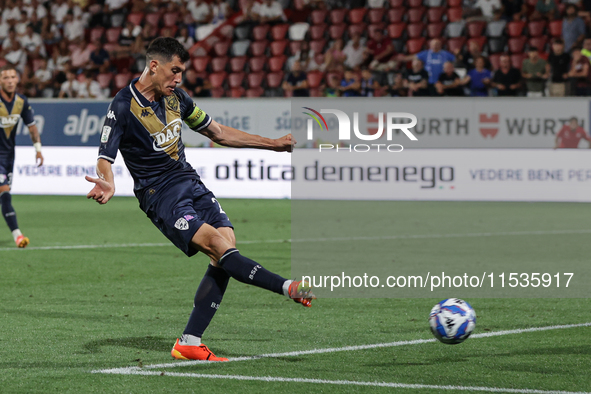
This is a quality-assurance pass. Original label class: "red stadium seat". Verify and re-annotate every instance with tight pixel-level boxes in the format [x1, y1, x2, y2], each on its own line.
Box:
[427, 7, 445, 23]
[228, 72, 245, 88]
[329, 24, 346, 40]
[389, 0, 404, 7]
[209, 72, 227, 88]
[248, 72, 265, 88]
[407, 23, 425, 39]
[527, 20, 546, 37]
[408, 8, 425, 23]
[145, 13, 160, 27]
[448, 0, 462, 6]
[507, 20, 526, 37]
[230, 56, 247, 72]
[446, 7, 463, 23]
[310, 88, 323, 97]
[348, 8, 367, 24]
[289, 41, 302, 55]
[307, 71, 324, 88]
[510, 53, 526, 69]
[213, 41, 231, 57]
[105, 27, 122, 43]
[114, 72, 132, 90]
[252, 24, 270, 41]
[427, 22, 446, 38]
[508, 36, 527, 53]
[528, 36, 548, 51]
[163, 12, 178, 27]
[270, 40, 288, 56]
[97, 73, 113, 89]
[388, 8, 406, 23]
[548, 20, 562, 37]
[269, 56, 286, 72]
[249, 56, 267, 72]
[309, 39, 327, 53]
[446, 37, 466, 53]
[210, 88, 225, 98]
[246, 87, 265, 97]
[89, 27, 105, 42]
[309, 24, 327, 40]
[211, 57, 228, 73]
[408, 0, 423, 8]
[467, 21, 486, 37]
[230, 87, 245, 98]
[127, 12, 144, 26]
[266, 72, 284, 88]
[250, 40, 268, 56]
[406, 37, 426, 54]
[467, 36, 487, 51]
[489, 53, 502, 70]
[310, 9, 328, 24]
[192, 56, 210, 73]
[388, 23, 406, 39]
[368, 9, 385, 24]
[271, 24, 289, 40]
[330, 9, 347, 24]
[348, 24, 367, 37]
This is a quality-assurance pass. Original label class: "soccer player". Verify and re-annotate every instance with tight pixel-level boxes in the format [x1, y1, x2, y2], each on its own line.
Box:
[554, 117, 591, 149]
[0, 64, 43, 248]
[85, 38, 314, 362]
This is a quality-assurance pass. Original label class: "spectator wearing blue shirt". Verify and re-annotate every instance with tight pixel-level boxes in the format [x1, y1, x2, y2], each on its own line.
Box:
[413, 39, 455, 93]
[463, 57, 492, 96]
[339, 69, 361, 97]
[563, 4, 586, 52]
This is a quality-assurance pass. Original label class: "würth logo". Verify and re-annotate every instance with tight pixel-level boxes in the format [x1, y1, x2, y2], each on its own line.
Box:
[479, 113, 499, 138]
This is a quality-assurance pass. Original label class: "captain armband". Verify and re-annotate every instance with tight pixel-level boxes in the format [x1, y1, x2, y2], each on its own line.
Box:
[184, 104, 208, 130]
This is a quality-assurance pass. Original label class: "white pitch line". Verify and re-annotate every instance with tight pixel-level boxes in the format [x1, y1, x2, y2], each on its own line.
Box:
[3, 229, 591, 252]
[90, 371, 591, 394]
[92, 322, 591, 374]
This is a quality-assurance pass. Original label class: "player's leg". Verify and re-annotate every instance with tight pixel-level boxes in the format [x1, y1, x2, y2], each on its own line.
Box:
[0, 165, 28, 248]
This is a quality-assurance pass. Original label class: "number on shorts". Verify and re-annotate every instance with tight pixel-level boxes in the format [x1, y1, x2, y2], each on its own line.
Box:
[211, 197, 226, 214]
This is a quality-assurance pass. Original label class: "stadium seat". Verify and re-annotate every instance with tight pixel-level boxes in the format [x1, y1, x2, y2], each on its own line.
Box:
[330, 9, 347, 24]
[467, 21, 486, 37]
[510, 53, 526, 69]
[248, 72, 265, 88]
[307, 71, 324, 88]
[270, 40, 288, 56]
[329, 24, 346, 40]
[231, 40, 251, 56]
[250, 40, 268, 57]
[468, 36, 487, 51]
[488, 38, 506, 53]
[89, 27, 105, 42]
[446, 37, 466, 53]
[368, 8, 385, 24]
[427, 22, 446, 38]
[548, 20, 562, 37]
[489, 53, 502, 70]
[314, 53, 325, 66]
[507, 20, 526, 37]
[145, 13, 160, 27]
[310, 9, 328, 24]
[192, 56, 210, 73]
[446, 7, 463, 23]
[97, 73, 113, 89]
[127, 12, 144, 26]
[269, 56, 287, 72]
[209, 72, 227, 88]
[446, 22, 464, 38]
[246, 87, 265, 97]
[230, 87, 245, 98]
[388, 23, 406, 39]
[163, 12, 178, 27]
[388, 8, 406, 23]
[234, 25, 252, 40]
[528, 36, 548, 51]
[527, 20, 546, 37]
[389, 0, 404, 7]
[427, 7, 445, 23]
[249, 56, 267, 72]
[408, 8, 425, 23]
[266, 72, 284, 88]
[406, 37, 426, 54]
[271, 24, 289, 41]
[508, 36, 527, 53]
[486, 20, 506, 37]
[408, 0, 423, 8]
[105, 27, 122, 43]
[348, 8, 367, 24]
[348, 24, 367, 37]
[114, 72, 132, 90]
[289, 40, 302, 55]
[210, 88, 225, 98]
[252, 24, 270, 41]
[228, 72, 245, 88]
[447, 0, 462, 6]
[213, 41, 231, 57]
[160, 25, 178, 37]
[230, 56, 247, 72]
[288, 23, 309, 40]
[310, 88, 323, 97]
[309, 39, 327, 53]
[211, 57, 228, 73]
[309, 24, 327, 40]
[407, 23, 425, 39]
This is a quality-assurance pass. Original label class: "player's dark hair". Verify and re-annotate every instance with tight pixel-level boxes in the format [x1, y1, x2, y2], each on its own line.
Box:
[146, 37, 190, 64]
[0, 64, 18, 73]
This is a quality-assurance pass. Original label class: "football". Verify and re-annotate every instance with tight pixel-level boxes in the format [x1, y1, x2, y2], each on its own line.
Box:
[429, 298, 476, 345]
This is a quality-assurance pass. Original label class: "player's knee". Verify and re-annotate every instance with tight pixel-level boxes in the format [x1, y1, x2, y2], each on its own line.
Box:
[194, 229, 233, 260]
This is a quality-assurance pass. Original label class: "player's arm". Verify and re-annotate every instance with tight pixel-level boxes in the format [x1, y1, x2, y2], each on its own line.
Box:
[85, 158, 115, 204]
[202, 120, 295, 152]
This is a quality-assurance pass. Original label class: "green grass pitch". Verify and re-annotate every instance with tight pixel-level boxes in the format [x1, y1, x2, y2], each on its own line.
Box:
[0, 196, 590, 393]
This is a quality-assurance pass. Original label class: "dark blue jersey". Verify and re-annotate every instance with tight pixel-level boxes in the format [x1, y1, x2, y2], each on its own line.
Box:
[0, 92, 36, 159]
[98, 78, 212, 192]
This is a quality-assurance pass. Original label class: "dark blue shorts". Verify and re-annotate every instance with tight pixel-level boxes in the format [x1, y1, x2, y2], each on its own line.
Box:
[0, 156, 14, 187]
[141, 177, 233, 257]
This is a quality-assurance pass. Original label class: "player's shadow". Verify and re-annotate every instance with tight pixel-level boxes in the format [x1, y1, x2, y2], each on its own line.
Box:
[82, 336, 171, 354]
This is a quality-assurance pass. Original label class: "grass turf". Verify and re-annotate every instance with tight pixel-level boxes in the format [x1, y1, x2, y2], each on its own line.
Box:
[0, 196, 589, 393]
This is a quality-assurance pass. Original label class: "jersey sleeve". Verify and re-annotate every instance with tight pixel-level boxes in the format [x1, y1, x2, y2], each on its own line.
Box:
[98, 99, 127, 163]
[178, 88, 212, 131]
[21, 96, 36, 127]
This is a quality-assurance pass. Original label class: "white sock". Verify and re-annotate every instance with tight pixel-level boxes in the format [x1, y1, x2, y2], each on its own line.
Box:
[179, 334, 201, 346]
[12, 229, 22, 242]
[282, 280, 293, 298]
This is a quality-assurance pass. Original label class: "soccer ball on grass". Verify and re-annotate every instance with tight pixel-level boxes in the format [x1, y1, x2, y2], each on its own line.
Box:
[429, 298, 476, 345]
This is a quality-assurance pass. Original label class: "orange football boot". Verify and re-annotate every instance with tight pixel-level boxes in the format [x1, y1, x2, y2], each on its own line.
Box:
[15, 235, 29, 248]
[288, 280, 316, 307]
[171, 339, 228, 361]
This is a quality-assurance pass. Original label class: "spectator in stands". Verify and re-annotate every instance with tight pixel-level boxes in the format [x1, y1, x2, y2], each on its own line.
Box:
[491, 54, 522, 95]
[77, 70, 105, 99]
[288, 41, 319, 71]
[323, 38, 347, 72]
[567, 47, 590, 95]
[181, 68, 211, 97]
[0, 18, 9, 44]
[237, 0, 261, 25]
[58, 69, 80, 98]
[51, 0, 70, 26]
[20, 24, 45, 59]
[41, 15, 63, 45]
[554, 117, 591, 148]
[63, 11, 85, 42]
[435, 61, 464, 96]
[282, 61, 309, 97]
[130, 35, 147, 72]
[210, 0, 232, 25]
[258, 0, 286, 24]
[456, 40, 491, 70]
[367, 29, 396, 72]
[48, 40, 71, 74]
[368, 0, 386, 7]
[70, 39, 93, 72]
[24, 0, 48, 21]
[531, 0, 557, 20]
[187, 0, 213, 25]
[119, 20, 142, 48]
[462, 56, 492, 96]
[404, 59, 430, 97]
[581, 38, 591, 59]
[563, 4, 586, 52]
[89, 40, 111, 73]
[104, 0, 129, 28]
[521, 47, 550, 96]
[411, 39, 455, 93]
[548, 38, 571, 96]
[32, 57, 54, 98]
[501, 0, 527, 21]
[176, 26, 195, 51]
[1, 29, 27, 72]
[322, 74, 341, 97]
[2, 0, 21, 24]
[343, 32, 367, 70]
[360, 69, 382, 97]
[15, 11, 30, 37]
[140, 23, 157, 49]
[27, 12, 43, 36]
[475, 0, 502, 20]
[339, 68, 361, 97]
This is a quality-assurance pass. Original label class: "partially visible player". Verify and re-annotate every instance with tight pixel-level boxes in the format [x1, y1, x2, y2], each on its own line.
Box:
[85, 38, 314, 361]
[555, 117, 591, 149]
[0, 64, 43, 248]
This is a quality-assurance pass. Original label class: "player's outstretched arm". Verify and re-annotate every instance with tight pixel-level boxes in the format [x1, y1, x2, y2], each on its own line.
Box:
[201, 120, 296, 152]
[28, 124, 43, 167]
[86, 158, 115, 204]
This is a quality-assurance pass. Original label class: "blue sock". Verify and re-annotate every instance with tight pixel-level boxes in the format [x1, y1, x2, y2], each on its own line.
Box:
[183, 264, 230, 337]
[0, 192, 18, 232]
[218, 249, 286, 295]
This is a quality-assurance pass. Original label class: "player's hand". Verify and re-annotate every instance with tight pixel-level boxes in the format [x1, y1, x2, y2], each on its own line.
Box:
[274, 134, 296, 152]
[85, 175, 115, 204]
[35, 152, 43, 167]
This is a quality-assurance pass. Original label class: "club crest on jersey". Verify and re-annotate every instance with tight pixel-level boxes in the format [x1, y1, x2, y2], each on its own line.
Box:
[151, 118, 182, 160]
[165, 95, 179, 112]
[175, 217, 189, 230]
